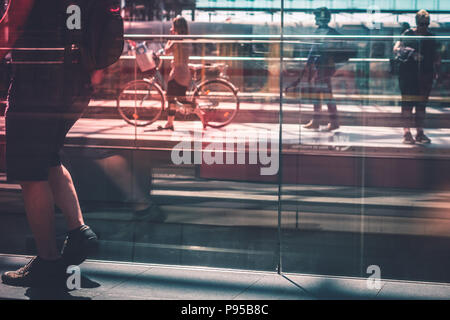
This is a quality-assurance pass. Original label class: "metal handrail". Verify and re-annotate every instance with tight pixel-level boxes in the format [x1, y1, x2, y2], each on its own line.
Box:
[121, 55, 450, 64]
[125, 34, 450, 41]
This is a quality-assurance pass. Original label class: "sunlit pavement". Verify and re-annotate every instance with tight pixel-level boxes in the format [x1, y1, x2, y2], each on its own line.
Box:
[85, 98, 450, 127]
[0, 254, 449, 300]
[3, 117, 448, 151]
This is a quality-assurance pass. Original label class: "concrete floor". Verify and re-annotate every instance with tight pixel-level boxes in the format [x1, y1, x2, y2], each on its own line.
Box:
[0, 254, 449, 300]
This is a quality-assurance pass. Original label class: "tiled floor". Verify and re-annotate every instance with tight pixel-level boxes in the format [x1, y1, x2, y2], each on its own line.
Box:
[0, 254, 449, 300]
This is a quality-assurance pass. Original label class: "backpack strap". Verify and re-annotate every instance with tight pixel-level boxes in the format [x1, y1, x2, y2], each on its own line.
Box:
[61, 0, 91, 99]
[63, 1, 85, 65]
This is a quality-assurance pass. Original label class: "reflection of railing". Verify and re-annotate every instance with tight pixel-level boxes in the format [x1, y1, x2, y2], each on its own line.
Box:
[125, 34, 450, 40]
[2, 34, 449, 103]
[122, 34, 450, 63]
[122, 55, 450, 63]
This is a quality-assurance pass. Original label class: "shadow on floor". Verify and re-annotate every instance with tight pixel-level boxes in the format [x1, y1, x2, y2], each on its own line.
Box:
[8, 275, 101, 300]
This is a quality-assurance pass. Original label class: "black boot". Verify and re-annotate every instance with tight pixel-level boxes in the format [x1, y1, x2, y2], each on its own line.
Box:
[403, 131, 415, 144]
[415, 131, 431, 144]
[61, 225, 99, 266]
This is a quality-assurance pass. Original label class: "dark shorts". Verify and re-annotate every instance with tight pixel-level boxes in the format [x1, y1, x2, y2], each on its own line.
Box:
[399, 72, 434, 101]
[166, 79, 187, 116]
[5, 91, 91, 182]
[166, 79, 187, 102]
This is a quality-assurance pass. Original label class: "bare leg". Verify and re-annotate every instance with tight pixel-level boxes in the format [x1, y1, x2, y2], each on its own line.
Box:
[166, 115, 175, 128]
[415, 102, 426, 135]
[194, 108, 206, 128]
[165, 101, 177, 127]
[48, 165, 84, 231]
[402, 101, 413, 136]
[94, 155, 151, 211]
[20, 181, 60, 260]
[157, 103, 176, 130]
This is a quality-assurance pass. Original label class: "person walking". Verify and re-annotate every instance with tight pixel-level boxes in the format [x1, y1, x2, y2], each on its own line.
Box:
[394, 9, 441, 144]
[303, 7, 340, 132]
[1, 0, 98, 287]
[157, 15, 203, 131]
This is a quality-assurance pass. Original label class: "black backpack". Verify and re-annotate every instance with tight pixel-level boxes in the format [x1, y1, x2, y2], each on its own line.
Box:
[66, 0, 124, 71]
[389, 46, 416, 75]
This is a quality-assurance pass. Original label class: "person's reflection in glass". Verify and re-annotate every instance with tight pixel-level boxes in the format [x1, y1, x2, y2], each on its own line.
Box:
[393, 9, 441, 144]
[90, 151, 166, 222]
[303, 7, 340, 132]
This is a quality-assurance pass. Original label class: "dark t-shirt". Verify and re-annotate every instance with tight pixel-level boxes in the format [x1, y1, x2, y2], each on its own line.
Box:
[13, 0, 65, 55]
[10, 0, 91, 107]
[400, 28, 438, 76]
[309, 26, 341, 78]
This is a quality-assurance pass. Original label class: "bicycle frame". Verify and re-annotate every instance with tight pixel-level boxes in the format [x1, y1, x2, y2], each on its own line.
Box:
[118, 45, 239, 128]
[143, 63, 233, 113]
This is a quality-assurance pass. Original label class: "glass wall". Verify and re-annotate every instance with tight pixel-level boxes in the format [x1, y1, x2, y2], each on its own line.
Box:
[279, 5, 450, 283]
[0, 0, 449, 283]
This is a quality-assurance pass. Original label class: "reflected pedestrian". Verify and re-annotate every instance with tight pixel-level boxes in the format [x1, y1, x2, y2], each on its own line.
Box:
[393, 9, 441, 144]
[303, 7, 340, 132]
[400, 22, 410, 34]
[157, 15, 201, 131]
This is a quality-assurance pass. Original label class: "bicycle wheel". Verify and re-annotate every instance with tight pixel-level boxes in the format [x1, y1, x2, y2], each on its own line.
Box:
[117, 80, 164, 126]
[193, 79, 239, 128]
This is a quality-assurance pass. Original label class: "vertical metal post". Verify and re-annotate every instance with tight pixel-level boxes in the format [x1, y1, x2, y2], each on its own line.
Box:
[277, 0, 284, 275]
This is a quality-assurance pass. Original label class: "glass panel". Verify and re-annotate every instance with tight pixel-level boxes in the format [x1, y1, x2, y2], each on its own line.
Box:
[0, 0, 449, 286]
[0, 1, 282, 272]
[63, 10, 284, 269]
[280, 4, 450, 283]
